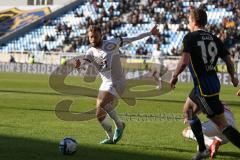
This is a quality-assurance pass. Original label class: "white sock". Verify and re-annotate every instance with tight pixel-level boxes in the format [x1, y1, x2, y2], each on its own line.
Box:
[203, 135, 214, 147]
[100, 116, 113, 140]
[188, 130, 215, 147]
[104, 103, 123, 129]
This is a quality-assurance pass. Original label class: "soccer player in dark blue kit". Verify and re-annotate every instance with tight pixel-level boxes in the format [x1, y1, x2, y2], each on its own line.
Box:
[170, 7, 240, 160]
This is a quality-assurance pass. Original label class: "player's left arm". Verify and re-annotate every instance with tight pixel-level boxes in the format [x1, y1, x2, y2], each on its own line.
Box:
[222, 55, 238, 87]
[170, 33, 192, 89]
[170, 52, 190, 89]
[119, 25, 159, 46]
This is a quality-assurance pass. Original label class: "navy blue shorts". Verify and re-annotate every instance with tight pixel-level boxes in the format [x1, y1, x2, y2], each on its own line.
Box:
[189, 89, 224, 118]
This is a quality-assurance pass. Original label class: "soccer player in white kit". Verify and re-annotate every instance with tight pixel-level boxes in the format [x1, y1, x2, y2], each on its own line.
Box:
[74, 25, 159, 144]
[182, 90, 236, 160]
[150, 43, 167, 89]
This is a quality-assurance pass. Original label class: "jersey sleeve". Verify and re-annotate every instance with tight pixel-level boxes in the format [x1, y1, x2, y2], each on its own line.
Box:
[182, 33, 192, 54]
[114, 36, 124, 47]
[216, 38, 230, 59]
[115, 32, 152, 47]
[83, 49, 93, 63]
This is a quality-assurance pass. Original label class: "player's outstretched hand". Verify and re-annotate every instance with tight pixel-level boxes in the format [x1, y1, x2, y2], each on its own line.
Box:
[73, 59, 81, 69]
[150, 25, 159, 35]
[231, 77, 239, 87]
[170, 76, 178, 89]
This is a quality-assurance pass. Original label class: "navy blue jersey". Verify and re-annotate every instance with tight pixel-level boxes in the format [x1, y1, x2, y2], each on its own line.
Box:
[182, 29, 230, 97]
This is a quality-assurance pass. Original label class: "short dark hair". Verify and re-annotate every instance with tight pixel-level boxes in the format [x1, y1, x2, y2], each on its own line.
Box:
[190, 8, 207, 27]
[87, 25, 101, 33]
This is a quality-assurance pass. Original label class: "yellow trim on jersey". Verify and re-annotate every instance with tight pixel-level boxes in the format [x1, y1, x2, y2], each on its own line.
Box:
[202, 92, 219, 97]
[237, 89, 240, 96]
[189, 57, 219, 97]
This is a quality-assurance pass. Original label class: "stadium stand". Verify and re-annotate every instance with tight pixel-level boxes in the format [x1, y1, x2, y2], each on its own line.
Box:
[0, 0, 239, 59]
[0, 7, 51, 37]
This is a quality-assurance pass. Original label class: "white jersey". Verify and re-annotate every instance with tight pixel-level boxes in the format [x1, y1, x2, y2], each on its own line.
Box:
[151, 49, 164, 64]
[85, 38, 124, 85]
[84, 32, 152, 86]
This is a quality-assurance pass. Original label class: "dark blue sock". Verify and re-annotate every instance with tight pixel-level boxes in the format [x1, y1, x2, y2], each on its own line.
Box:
[222, 125, 240, 148]
[189, 116, 206, 152]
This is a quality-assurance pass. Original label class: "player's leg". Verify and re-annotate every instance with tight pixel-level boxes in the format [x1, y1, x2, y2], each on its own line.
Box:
[193, 96, 239, 159]
[186, 111, 210, 160]
[149, 63, 167, 90]
[182, 120, 219, 146]
[157, 64, 166, 89]
[201, 95, 240, 148]
[182, 123, 221, 160]
[191, 94, 226, 160]
[219, 111, 236, 144]
[152, 70, 159, 82]
[111, 82, 126, 143]
[200, 120, 223, 159]
[188, 114, 209, 159]
[159, 64, 168, 77]
[96, 91, 115, 144]
[205, 113, 236, 159]
[98, 82, 126, 144]
[184, 92, 208, 154]
[151, 64, 162, 89]
[186, 91, 210, 160]
[201, 120, 221, 146]
[205, 111, 235, 146]
[210, 113, 240, 148]
[207, 111, 235, 159]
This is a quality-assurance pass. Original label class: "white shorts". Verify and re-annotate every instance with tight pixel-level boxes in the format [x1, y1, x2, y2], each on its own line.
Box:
[99, 81, 125, 97]
[202, 111, 235, 144]
[151, 63, 165, 73]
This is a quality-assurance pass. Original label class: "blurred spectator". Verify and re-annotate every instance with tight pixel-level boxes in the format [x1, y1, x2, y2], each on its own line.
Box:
[9, 55, 16, 63]
[151, 44, 164, 64]
[28, 55, 35, 64]
[30, 0, 239, 58]
[136, 46, 148, 55]
[60, 56, 67, 65]
[171, 47, 178, 56]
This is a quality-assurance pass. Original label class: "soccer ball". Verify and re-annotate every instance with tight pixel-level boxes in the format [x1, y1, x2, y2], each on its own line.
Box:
[59, 137, 77, 155]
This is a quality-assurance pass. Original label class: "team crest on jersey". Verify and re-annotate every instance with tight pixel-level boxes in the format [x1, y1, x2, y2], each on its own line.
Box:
[103, 42, 117, 51]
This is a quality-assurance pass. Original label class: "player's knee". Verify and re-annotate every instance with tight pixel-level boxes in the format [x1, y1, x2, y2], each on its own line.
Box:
[210, 114, 229, 131]
[96, 104, 107, 122]
[216, 122, 229, 131]
[96, 97, 107, 107]
[97, 115, 106, 122]
[97, 101, 109, 111]
[96, 110, 106, 122]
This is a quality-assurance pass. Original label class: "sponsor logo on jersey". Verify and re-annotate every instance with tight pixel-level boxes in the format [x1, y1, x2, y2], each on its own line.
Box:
[103, 42, 117, 51]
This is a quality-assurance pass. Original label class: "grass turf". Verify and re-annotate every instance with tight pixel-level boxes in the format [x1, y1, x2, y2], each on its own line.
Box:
[0, 72, 239, 160]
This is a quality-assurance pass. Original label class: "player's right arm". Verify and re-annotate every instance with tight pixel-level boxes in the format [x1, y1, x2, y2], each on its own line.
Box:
[117, 25, 159, 47]
[217, 38, 239, 87]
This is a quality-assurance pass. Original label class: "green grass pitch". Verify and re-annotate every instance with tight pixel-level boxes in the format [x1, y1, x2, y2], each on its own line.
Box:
[0, 72, 239, 160]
